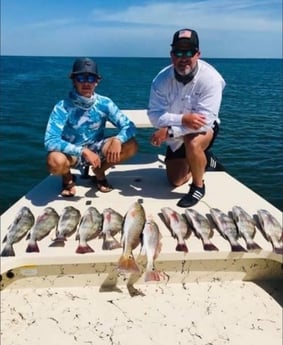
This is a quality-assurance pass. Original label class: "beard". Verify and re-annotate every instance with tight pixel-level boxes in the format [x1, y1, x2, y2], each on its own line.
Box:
[175, 65, 192, 76]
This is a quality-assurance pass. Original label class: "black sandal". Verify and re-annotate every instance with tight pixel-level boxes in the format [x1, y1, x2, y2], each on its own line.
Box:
[61, 174, 76, 197]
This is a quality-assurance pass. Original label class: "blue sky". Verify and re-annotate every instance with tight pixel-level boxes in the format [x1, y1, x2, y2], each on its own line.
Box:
[1, 0, 282, 58]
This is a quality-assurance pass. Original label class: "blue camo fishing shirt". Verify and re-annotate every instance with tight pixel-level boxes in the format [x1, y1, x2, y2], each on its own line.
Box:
[44, 93, 136, 157]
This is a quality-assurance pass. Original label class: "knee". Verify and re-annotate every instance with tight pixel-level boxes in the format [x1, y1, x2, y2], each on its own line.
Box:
[46, 152, 69, 174]
[124, 138, 139, 157]
[131, 138, 139, 155]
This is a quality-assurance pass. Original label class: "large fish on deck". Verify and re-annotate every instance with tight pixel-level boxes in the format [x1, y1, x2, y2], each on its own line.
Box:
[117, 201, 146, 273]
[75, 206, 102, 254]
[140, 217, 162, 282]
[100, 208, 123, 250]
[184, 208, 218, 251]
[231, 206, 261, 251]
[49, 206, 81, 247]
[210, 208, 246, 252]
[1, 206, 35, 257]
[257, 209, 283, 254]
[161, 207, 190, 253]
[26, 207, 59, 252]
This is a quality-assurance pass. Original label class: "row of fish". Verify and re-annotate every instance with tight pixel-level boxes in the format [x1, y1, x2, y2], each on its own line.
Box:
[0, 202, 162, 282]
[1, 204, 282, 282]
[1, 206, 119, 256]
[161, 206, 282, 255]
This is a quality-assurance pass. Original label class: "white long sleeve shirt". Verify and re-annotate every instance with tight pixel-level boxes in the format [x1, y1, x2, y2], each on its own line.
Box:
[147, 59, 226, 151]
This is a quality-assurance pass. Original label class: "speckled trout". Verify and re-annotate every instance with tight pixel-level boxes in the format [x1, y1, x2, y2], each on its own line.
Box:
[118, 201, 146, 273]
[1, 206, 35, 256]
[26, 207, 59, 252]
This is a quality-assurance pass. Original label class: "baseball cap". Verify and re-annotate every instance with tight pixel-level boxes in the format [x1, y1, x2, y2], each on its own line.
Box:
[70, 58, 102, 79]
[171, 29, 199, 51]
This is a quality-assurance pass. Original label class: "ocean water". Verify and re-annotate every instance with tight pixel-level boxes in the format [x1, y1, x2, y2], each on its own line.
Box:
[0, 56, 282, 214]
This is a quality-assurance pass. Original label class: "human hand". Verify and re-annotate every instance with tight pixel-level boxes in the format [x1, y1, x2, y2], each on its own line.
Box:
[82, 148, 101, 169]
[182, 112, 206, 130]
[104, 137, 122, 164]
[151, 128, 168, 146]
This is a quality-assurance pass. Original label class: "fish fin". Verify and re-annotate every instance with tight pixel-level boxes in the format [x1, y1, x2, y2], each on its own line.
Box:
[144, 270, 161, 282]
[117, 254, 140, 273]
[26, 233, 31, 240]
[76, 243, 95, 254]
[1, 244, 15, 257]
[26, 241, 40, 253]
[176, 243, 188, 253]
[102, 237, 122, 250]
[2, 234, 7, 243]
[246, 242, 262, 251]
[203, 242, 219, 251]
[231, 243, 247, 252]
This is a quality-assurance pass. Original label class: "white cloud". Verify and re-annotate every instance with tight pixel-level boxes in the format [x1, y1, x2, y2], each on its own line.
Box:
[1, 0, 282, 57]
[91, 1, 281, 32]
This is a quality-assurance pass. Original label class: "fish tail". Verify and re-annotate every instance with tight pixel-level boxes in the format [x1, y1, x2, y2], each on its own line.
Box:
[144, 270, 161, 282]
[273, 245, 283, 255]
[49, 238, 66, 247]
[246, 241, 262, 251]
[176, 243, 188, 253]
[102, 237, 122, 250]
[26, 241, 40, 253]
[76, 243, 95, 254]
[1, 244, 15, 257]
[231, 242, 247, 252]
[203, 241, 219, 251]
[117, 254, 140, 273]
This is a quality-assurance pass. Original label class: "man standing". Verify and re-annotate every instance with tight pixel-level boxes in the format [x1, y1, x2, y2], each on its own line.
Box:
[148, 28, 225, 207]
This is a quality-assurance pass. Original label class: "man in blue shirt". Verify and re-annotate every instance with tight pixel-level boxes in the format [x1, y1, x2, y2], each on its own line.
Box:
[45, 57, 138, 196]
[148, 29, 225, 207]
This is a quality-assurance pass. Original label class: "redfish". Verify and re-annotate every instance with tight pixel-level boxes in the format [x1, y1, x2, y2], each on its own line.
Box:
[100, 208, 123, 250]
[141, 217, 162, 282]
[117, 201, 146, 273]
[161, 207, 189, 252]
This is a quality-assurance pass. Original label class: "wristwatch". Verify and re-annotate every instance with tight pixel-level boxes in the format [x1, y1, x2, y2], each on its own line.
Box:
[167, 126, 174, 138]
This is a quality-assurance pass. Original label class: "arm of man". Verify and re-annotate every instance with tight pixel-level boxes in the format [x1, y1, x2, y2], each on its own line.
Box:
[44, 101, 83, 157]
[106, 100, 137, 143]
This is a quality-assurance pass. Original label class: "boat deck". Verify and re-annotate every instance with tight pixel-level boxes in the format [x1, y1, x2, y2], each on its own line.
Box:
[1, 152, 282, 279]
[1, 110, 282, 345]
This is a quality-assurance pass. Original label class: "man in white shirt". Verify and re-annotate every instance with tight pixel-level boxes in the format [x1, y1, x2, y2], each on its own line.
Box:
[147, 28, 226, 207]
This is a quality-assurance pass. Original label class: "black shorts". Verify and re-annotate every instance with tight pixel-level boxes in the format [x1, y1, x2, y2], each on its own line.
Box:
[165, 121, 219, 161]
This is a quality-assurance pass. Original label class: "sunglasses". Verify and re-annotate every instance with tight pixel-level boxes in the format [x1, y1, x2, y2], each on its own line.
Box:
[172, 50, 197, 58]
[74, 74, 97, 83]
